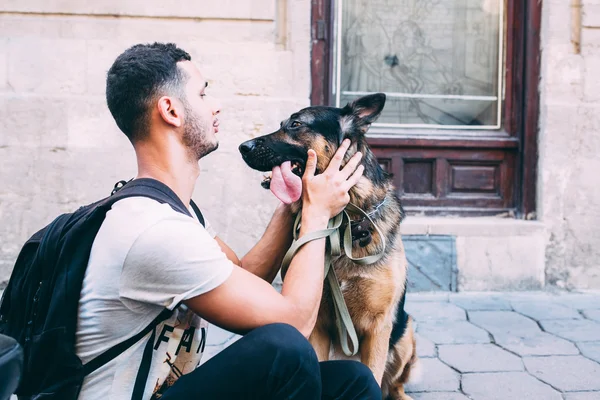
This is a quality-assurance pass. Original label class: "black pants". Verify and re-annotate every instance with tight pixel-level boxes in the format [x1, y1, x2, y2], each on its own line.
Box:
[161, 323, 382, 400]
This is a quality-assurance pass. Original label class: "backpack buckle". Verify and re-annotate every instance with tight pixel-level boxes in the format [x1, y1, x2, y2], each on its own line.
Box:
[111, 179, 132, 196]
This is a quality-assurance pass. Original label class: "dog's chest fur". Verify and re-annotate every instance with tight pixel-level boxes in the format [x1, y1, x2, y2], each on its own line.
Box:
[306, 192, 407, 346]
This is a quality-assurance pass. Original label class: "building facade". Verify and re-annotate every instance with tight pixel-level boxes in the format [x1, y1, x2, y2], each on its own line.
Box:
[0, 0, 598, 296]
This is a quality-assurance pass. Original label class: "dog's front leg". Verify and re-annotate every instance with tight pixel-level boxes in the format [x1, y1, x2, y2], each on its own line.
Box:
[360, 322, 393, 385]
[309, 324, 331, 361]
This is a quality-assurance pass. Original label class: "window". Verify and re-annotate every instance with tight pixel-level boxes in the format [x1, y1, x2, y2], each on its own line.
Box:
[334, 0, 504, 130]
[311, 0, 541, 217]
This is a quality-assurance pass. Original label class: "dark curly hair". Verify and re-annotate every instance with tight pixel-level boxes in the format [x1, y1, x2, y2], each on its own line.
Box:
[106, 42, 191, 143]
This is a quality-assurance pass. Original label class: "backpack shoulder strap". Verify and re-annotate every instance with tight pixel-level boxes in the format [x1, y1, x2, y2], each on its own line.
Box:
[189, 200, 205, 226]
[106, 178, 206, 227]
[107, 178, 191, 217]
[81, 308, 172, 376]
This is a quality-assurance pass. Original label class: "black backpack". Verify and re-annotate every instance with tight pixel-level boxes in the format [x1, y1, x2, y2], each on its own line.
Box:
[0, 178, 205, 400]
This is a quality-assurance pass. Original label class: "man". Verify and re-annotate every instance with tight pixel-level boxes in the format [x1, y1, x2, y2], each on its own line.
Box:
[75, 42, 381, 399]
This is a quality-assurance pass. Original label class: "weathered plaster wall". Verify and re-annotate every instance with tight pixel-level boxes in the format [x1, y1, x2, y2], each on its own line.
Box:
[538, 0, 600, 289]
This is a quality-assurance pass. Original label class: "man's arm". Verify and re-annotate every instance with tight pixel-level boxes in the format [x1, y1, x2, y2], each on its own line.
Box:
[185, 212, 328, 337]
[214, 204, 294, 283]
[184, 140, 364, 337]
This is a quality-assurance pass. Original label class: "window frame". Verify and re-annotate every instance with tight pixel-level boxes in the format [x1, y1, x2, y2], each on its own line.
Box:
[310, 0, 541, 218]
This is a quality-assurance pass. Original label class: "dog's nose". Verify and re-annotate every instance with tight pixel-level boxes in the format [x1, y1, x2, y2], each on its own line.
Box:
[239, 141, 255, 155]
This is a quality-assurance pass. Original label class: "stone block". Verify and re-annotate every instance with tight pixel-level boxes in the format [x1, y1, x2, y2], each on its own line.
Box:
[582, 27, 600, 55]
[84, 39, 295, 98]
[8, 38, 87, 94]
[67, 97, 130, 148]
[501, 292, 555, 303]
[0, 95, 68, 148]
[538, 104, 579, 171]
[0, 0, 276, 21]
[494, 332, 579, 356]
[577, 106, 600, 159]
[404, 235, 456, 292]
[564, 393, 600, 400]
[450, 293, 512, 311]
[583, 4, 600, 27]
[0, 14, 274, 44]
[511, 301, 582, 320]
[582, 309, 600, 322]
[205, 325, 238, 347]
[551, 293, 600, 310]
[406, 293, 449, 303]
[541, 319, 600, 342]
[401, 217, 544, 237]
[188, 44, 295, 98]
[468, 311, 542, 337]
[544, 1, 573, 46]
[404, 358, 459, 393]
[405, 302, 465, 323]
[577, 341, 600, 363]
[0, 39, 7, 90]
[456, 235, 545, 291]
[583, 56, 600, 102]
[416, 321, 490, 345]
[541, 44, 583, 102]
[415, 334, 436, 358]
[286, 0, 311, 95]
[524, 355, 600, 391]
[438, 344, 523, 373]
[410, 393, 468, 400]
[462, 372, 561, 400]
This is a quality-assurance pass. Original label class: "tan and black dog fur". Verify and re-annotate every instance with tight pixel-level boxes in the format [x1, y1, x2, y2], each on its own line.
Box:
[239, 93, 419, 400]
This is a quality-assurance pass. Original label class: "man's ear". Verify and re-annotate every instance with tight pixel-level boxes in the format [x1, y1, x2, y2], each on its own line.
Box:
[157, 96, 182, 128]
[340, 93, 386, 134]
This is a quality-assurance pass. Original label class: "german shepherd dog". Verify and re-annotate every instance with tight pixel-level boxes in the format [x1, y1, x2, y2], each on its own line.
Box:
[239, 93, 418, 399]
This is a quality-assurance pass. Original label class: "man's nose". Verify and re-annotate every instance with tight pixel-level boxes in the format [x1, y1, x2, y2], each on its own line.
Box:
[210, 97, 221, 116]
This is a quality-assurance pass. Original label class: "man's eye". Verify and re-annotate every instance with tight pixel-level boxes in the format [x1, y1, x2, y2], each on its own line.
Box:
[291, 121, 302, 128]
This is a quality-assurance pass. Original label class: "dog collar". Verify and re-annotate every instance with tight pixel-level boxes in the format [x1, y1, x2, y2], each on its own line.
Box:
[349, 197, 387, 247]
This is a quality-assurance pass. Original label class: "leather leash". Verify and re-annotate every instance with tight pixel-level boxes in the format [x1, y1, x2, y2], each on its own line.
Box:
[280, 203, 386, 356]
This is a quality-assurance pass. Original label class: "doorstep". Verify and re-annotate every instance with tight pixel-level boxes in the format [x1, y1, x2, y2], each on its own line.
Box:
[401, 217, 546, 292]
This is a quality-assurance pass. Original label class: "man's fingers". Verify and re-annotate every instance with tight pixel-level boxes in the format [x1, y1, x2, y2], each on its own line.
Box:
[340, 151, 362, 179]
[344, 165, 365, 191]
[326, 139, 351, 173]
[303, 149, 317, 180]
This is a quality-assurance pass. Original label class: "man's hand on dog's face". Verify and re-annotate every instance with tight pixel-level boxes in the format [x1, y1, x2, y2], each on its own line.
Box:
[301, 139, 364, 223]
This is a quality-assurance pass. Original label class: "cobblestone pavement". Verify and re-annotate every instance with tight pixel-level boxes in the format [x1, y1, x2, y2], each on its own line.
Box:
[404, 291, 600, 400]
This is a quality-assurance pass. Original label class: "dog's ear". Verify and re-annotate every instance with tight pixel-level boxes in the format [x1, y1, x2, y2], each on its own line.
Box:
[340, 93, 386, 136]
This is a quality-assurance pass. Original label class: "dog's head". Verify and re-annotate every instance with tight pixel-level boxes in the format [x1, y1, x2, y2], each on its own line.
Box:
[239, 93, 386, 203]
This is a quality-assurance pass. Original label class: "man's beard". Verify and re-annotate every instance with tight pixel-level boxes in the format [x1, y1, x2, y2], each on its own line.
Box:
[182, 100, 218, 161]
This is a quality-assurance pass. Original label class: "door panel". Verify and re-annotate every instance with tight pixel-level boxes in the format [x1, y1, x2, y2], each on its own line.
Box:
[373, 146, 516, 214]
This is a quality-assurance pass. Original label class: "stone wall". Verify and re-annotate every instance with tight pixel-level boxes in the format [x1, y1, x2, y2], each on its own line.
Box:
[2, 0, 600, 293]
[538, 0, 600, 289]
[0, 0, 312, 286]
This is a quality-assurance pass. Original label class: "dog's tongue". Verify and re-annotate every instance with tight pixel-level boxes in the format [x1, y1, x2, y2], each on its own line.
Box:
[270, 161, 302, 204]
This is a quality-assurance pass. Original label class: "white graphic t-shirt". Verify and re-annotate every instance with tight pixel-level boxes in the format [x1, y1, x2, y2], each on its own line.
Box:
[75, 197, 234, 399]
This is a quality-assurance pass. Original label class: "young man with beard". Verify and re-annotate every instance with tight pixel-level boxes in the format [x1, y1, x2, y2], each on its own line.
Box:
[75, 43, 381, 399]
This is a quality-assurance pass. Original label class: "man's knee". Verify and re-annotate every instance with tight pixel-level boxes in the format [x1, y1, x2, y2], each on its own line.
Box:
[351, 362, 381, 397]
[330, 361, 381, 398]
[249, 323, 321, 396]
[249, 323, 319, 368]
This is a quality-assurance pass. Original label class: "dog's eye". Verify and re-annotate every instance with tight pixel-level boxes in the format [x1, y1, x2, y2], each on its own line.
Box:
[290, 121, 302, 128]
